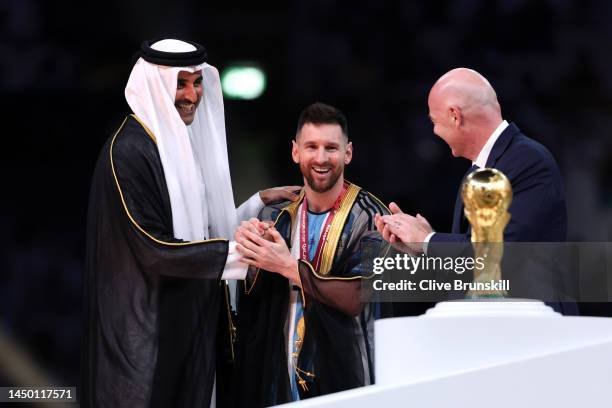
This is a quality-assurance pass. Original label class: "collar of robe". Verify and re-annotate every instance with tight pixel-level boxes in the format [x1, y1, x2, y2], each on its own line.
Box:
[282, 181, 362, 277]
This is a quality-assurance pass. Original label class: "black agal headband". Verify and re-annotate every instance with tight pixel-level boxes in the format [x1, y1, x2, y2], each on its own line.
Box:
[134, 39, 207, 67]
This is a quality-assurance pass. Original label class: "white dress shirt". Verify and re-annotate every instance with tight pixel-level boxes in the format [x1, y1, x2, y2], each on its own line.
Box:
[222, 192, 266, 280]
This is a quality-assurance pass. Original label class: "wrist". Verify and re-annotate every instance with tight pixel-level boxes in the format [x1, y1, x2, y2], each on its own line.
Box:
[283, 258, 299, 280]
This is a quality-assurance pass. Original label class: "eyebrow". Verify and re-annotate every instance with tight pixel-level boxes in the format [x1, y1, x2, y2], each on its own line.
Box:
[177, 75, 203, 83]
[303, 141, 341, 147]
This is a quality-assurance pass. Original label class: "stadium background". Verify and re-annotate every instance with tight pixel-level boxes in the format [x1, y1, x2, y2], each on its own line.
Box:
[1, 0, 611, 389]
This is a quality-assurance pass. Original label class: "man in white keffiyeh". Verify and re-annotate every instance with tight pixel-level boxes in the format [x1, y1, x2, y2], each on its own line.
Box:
[82, 38, 298, 408]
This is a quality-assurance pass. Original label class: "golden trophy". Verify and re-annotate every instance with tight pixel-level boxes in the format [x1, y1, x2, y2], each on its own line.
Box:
[462, 168, 512, 298]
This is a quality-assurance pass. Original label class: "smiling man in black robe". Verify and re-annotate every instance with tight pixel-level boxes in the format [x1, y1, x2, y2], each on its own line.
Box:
[81, 39, 296, 408]
[232, 103, 391, 406]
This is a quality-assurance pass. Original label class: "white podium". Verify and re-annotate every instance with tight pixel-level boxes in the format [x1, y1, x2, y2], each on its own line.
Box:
[281, 301, 612, 407]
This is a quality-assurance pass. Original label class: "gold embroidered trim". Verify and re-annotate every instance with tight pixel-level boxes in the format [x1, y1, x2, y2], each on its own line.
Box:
[223, 281, 236, 361]
[243, 267, 261, 295]
[291, 306, 314, 391]
[367, 190, 391, 214]
[283, 188, 306, 226]
[244, 196, 300, 294]
[302, 187, 392, 281]
[110, 117, 227, 247]
[300, 258, 363, 281]
[318, 182, 361, 276]
[130, 114, 157, 144]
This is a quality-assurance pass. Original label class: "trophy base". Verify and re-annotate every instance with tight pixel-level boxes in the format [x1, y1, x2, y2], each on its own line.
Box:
[422, 298, 561, 318]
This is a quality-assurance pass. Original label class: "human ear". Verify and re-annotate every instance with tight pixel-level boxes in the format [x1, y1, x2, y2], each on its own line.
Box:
[291, 140, 299, 164]
[345, 142, 353, 165]
[448, 106, 462, 128]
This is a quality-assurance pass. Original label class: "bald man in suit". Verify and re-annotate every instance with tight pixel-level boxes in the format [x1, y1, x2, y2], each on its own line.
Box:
[376, 68, 576, 314]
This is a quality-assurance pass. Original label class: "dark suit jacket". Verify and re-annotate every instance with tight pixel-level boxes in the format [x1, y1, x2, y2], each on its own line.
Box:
[431, 122, 567, 243]
[429, 122, 577, 314]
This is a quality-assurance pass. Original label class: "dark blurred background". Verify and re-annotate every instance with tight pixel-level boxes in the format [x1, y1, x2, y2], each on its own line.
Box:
[1, 0, 611, 391]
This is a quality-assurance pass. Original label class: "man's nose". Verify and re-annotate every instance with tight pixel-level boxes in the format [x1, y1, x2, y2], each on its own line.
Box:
[314, 148, 328, 163]
[184, 85, 198, 103]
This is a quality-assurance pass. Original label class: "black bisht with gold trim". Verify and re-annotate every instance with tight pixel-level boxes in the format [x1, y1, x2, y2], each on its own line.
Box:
[81, 115, 231, 408]
[232, 184, 392, 407]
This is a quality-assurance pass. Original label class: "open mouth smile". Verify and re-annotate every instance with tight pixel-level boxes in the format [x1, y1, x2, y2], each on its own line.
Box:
[312, 167, 331, 175]
[176, 102, 196, 115]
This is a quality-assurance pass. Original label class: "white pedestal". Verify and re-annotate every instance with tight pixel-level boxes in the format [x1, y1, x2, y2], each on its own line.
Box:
[281, 301, 612, 407]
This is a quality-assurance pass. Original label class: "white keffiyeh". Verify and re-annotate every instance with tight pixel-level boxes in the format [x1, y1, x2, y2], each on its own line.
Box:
[124, 39, 238, 241]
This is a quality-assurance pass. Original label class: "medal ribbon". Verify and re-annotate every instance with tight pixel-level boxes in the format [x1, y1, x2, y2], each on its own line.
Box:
[299, 182, 348, 272]
[294, 183, 348, 393]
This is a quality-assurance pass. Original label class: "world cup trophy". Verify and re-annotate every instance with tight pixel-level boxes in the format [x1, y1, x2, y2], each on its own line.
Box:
[462, 168, 512, 298]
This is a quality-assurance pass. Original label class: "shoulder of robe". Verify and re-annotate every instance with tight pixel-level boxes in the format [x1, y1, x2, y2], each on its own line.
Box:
[354, 188, 390, 217]
[259, 199, 294, 222]
[111, 115, 159, 164]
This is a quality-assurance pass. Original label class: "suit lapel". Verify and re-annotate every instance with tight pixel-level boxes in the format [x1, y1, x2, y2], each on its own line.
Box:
[485, 122, 519, 168]
[452, 122, 520, 233]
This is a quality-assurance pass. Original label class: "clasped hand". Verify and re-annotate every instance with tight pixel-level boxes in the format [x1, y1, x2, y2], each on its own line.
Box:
[235, 218, 301, 286]
[374, 202, 434, 254]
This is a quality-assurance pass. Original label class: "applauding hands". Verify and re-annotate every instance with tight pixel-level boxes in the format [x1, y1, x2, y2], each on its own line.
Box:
[374, 202, 434, 254]
[235, 218, 301, 286]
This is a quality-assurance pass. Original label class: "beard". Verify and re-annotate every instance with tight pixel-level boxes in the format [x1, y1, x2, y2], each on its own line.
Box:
[301, 162, 344, 193]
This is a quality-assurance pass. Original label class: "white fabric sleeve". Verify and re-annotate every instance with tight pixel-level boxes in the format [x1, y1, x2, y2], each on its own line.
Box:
[221, 241, 248, 280]
[236, 192, 265, 222]
[423, 232, 435, 255]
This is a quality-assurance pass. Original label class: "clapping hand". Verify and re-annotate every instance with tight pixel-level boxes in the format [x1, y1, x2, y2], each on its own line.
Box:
[235, 218, 301, 286]
[374, 202, 433, 254]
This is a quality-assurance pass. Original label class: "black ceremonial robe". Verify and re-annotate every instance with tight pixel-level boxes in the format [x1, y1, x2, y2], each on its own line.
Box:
[82, 114, 233, 408]
[233, 184, 391, 407]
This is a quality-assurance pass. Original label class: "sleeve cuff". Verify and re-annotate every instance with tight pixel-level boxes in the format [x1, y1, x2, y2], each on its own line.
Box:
[236, 193, 265, 222]
[423, 232, 435, 255]
[221, 241, 248, 280]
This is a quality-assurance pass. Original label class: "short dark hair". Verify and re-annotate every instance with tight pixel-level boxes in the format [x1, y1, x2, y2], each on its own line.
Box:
[295, 102, 348, 140]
